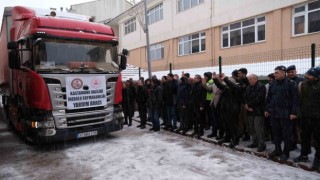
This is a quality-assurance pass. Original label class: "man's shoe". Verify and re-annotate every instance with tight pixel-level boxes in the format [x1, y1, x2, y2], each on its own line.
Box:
[280, 153, 289, 161]
[268, 147, 282, 158]
[190, 131, 198, 137]
[140, 125, 146, 129]
[137, 124, 142, 128]
[196, 132, 204, 139]
[207, 133, 217, 138]
[149, 127, 155, 131]
[293, 155, 309, 163]
[154, 128, 160, 132]
[242, 134, 250, 141]
[228, 142, 236, 149]
[182, 129, 188, 135]
[218, 138, 230, 145]
[312, 157, 320, 170]
[247, 144, 258, 148]
[175, 128, 183, 133]
[216, 135, 223, 141]
[257, 144, 266, 152]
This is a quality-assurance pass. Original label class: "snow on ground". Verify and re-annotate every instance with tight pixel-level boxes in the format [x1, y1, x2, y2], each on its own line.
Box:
[0, 120, 319, 180]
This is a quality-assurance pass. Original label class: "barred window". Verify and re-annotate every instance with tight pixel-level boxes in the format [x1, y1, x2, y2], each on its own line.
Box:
[178, 32, 205, 56]
[177, 0, 204, 12]
[147, 3, 163, 25]
[221, 16, 265, 48]
[292, 0, 320, 35]
[124, 17, 136, 35]
[150, 43, 164, 61]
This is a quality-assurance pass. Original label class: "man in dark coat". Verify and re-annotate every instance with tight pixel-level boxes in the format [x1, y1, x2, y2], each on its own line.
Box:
[214, 73, 242, 148]
[147, 78, 163, 131]
[136, 79, 148, 129]
[286, 65, 305, 150]
[176, 77, 190, 133]
[245, 74, 267, 152]
[122, 82, 135, 126]
[163, 73, 178, 130]
[190, 75, 206, 138]
[265, 65, 299, 161]
[238, 68, 250, 141]
[293, 67, 320, 170]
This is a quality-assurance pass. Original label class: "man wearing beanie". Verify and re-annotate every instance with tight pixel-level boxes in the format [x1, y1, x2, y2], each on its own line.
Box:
[286, 65, 305, 84]
[265, 65, 299, 161]
[294, 67, 320, 170]
[286, 65, 305, 150]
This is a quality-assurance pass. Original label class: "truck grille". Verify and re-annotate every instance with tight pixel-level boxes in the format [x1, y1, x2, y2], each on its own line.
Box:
[44, 75, 117, 129]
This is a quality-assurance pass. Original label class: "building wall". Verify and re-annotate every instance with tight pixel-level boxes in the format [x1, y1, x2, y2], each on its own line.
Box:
[112, 0, 320, 71]
[119, 0, 213, 50]
[70, 0, 132, 22]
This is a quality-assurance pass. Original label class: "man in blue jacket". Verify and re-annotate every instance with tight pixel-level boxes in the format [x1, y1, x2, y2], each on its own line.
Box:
[265, 65, 299, 161]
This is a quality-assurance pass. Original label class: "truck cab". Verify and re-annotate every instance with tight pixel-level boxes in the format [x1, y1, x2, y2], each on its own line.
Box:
[0, 6, 127, 143]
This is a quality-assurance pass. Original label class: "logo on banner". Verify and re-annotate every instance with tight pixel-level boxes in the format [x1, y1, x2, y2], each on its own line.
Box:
[91, 78, 101, 89]
[71, 78, 83, 89]
[66, 76, 107, 109]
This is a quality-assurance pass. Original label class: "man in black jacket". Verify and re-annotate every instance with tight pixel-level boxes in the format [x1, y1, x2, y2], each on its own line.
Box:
[147, 78, 163, 131]
[136, 80, 148, 129]
[265, 65, 299, 161]
[163, 73, 178, 130]
[176, 77, 190, 133]
[190, 75, 206, 138]
[286, 65, 305, 150]
[122, 81, 135, 126]
[214, 73, 242, 148]
[245, 74, 266, 152]
[293, 67, 320, 170]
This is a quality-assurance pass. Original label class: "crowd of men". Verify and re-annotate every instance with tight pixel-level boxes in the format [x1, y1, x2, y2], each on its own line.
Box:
[121, 65, 320, 170]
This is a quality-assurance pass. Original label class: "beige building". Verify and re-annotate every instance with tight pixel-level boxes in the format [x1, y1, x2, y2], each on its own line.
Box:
[106, 0, 320, 75]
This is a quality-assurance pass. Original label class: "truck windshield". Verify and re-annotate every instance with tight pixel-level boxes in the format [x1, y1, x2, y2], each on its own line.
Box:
[34, 39, 119, 73]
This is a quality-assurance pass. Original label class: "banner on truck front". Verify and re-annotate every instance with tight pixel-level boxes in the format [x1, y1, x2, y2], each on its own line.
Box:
[66, 76, 107, 109]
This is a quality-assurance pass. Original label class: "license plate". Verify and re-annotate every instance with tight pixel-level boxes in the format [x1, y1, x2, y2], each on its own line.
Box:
[77, 130, 98, 138]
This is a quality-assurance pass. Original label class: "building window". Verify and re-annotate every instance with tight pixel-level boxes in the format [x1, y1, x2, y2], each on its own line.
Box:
[221, 16, 266, 48]
[178, 0, 204, 12]
[124, 17, 136, 35]
[149, 43, 164, 61]
[178, 32, 205, 56]
[292, 0, 320, 36]
[147, 3, 163, 25]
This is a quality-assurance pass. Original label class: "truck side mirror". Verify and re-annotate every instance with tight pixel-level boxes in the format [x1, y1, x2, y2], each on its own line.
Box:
[7, 42, 18, 50]
[33, 38, 43, 46]
[8, 50, 20, 69]
[120, 49, 128, 70]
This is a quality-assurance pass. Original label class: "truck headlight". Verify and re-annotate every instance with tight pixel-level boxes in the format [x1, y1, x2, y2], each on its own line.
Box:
[32, 117, 55, 129]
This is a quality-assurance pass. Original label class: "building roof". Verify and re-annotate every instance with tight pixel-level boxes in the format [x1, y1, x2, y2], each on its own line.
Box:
[102, 0, 144, 25]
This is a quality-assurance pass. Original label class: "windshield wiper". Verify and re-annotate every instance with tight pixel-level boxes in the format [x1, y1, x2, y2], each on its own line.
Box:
[37, 68, 72, 73]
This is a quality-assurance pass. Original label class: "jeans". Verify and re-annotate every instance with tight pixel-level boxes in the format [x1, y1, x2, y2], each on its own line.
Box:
[151, 109, 160, 129]
[166, 106, 177, 127]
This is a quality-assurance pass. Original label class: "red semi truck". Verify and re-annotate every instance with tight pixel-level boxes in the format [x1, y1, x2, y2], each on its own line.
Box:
[0, 6, 127, 143]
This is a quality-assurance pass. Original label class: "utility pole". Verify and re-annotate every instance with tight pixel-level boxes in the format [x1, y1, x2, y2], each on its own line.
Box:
[143, 0, 152, 78]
